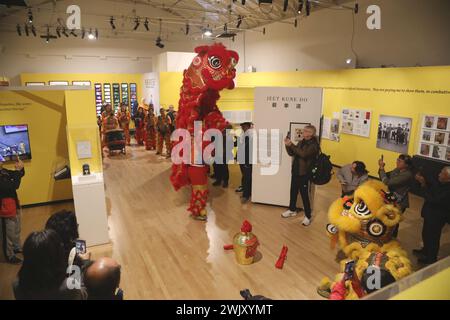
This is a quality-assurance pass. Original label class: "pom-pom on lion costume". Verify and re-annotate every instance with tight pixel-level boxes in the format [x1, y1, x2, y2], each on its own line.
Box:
[170, 43, 238, 221]
[318, 180, 412, 299]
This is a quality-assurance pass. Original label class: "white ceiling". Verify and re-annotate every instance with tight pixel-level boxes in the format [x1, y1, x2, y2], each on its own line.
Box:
[0, 0, 355, 42]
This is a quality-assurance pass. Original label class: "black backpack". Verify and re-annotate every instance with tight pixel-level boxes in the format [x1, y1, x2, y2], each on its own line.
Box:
[310, 149, 333, 185]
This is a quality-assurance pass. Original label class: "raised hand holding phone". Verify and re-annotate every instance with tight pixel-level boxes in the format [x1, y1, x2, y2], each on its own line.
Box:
[378, 154, 385, 169]
[15, 156, 24, 171]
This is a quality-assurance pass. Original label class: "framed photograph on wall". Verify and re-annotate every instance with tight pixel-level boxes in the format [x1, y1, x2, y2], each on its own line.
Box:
[376, 115, 412, 154]
[289, 122, 311, 145]
[416, 114, 450, 163]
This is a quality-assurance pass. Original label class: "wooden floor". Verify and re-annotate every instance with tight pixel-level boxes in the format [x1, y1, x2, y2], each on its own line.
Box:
[1, 143, 449, 300]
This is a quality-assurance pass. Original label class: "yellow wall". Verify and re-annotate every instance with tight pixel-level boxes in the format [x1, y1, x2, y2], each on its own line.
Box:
[160, 67, 450, 175]
[0, 90, 72, 205]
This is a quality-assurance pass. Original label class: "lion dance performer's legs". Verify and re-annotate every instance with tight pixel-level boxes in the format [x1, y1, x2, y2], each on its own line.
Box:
[123, 125, 131, 145]
[145, 127, 156, 150]
[156, 132, 163, 155]
[164, 134, 172, 157]
[187, 165, 209, 220]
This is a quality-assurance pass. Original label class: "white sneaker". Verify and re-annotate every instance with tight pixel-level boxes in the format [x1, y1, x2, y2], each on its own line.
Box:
[302, 217, 311, 226]
[281, 210, 298, 218]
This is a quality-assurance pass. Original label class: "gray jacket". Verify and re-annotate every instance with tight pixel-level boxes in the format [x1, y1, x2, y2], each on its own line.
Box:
[379, 168, 414, 211]
[337, 164, 368, 193]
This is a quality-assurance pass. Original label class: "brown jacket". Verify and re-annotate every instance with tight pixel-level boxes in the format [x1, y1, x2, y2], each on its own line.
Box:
[286, 138, 320, 176]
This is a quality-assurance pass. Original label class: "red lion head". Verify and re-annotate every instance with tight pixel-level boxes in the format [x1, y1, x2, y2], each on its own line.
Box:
[185, 43, 239, 91]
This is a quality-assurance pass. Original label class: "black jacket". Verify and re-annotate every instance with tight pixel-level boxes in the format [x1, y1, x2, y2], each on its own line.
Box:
[0, 168, 25, 208]
[286, 138, 320, 176]
[420, 181, 450, 221]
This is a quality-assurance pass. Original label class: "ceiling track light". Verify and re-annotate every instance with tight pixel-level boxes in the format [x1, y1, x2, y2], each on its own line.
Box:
[298, 0, 304, 13]
[306, 0, 311, 16]
[236, 15, 242, 28]
[241, 0, 246, 4]
[56, 27, 61, 38]
[185, 23, 189, 35]
[70, 29, 77, 37]
[294, 18, 298, 27]
[27, 8, 33, 24]
[24, 24, 29, 36]
[263, 27, 266, 35]
[88, 28, 95, 40]
[16, 24, 22, 36]
[62, 27, 69, 37]
[283, 0, 288, 12]
[110, 16, 116, 30]
[31, 24, 36, 37]
[144, 18, 149, 31]
[95, 28, 98, 39]
[133, 17, 140, 31]
[81, 28, 85, 39]
[354, 3, 359, 14]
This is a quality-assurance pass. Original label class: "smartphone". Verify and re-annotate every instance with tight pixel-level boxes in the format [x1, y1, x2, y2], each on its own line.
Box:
[75, 239, 86, 254]
[381, 154, 384, 161]
[286, 131, 291, 139]
[344, 260, 355, 279]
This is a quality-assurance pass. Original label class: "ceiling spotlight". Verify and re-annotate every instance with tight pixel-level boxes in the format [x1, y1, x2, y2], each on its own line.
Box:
[203, 28, 212, 37]
[294, 18, 298, 27]
[133, 17, 140, 31]
[16, 24, 22, 36]
[88, 28, 95, 40]
[25, 24, 29, 36]
[306, 0, 311, 16]
[236, 15, 242, 28]
[40, 26, 57, 43]
[354, 3, 359, 14]
[144, 18, 149, 31]
[31, 24, 36, 37]
[110, 16, 116, 30]
[56, 27, 61, 38]
[95, 28, 98, 39]
[27, 8, 33, 24]
[283, 0, 288, 12]
[155, 36, 164, 48]
[263, 27, 266, 35]
[298, 0, 304, 13]
[70, 29, 77, 37]
[185, 23, 189, 35]
[346, 58, 352, 65]
[81, 28, 85, 39]
[62, 27, 69, 37]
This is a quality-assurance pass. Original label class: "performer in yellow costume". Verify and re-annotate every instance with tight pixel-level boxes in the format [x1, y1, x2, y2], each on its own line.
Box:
[318, 180, 412, 299]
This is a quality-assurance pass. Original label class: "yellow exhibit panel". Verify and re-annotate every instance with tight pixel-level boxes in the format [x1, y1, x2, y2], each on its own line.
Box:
[391, 267, 450, 300]
[0, 89, 72, 205]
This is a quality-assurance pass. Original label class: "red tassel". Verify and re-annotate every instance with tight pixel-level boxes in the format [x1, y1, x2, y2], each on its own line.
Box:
[223, 244, 234, 250]
[275, 245, 288, 269]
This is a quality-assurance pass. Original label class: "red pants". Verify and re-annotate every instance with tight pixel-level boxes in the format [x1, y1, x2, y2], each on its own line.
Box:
[145, 128, 156, 150]
[135, 127, 145, 145]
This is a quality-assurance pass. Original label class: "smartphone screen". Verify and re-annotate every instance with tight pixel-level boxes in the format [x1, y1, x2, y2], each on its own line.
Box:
[75, 240, 86, 254]
[286, 131, 291, 139]
[344, 260, 355, 275]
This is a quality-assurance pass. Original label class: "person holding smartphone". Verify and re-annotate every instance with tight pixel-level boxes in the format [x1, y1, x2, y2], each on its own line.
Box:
[337, 161, 369, 197]
[0, 154, 25, 264]
[282, 125, 320, 226]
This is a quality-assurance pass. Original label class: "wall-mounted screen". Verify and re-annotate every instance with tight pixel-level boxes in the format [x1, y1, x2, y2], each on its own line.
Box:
[0, 124, 32, 161]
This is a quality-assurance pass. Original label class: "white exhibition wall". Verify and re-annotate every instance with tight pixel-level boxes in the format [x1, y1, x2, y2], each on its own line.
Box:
[252, 87, 323, 207]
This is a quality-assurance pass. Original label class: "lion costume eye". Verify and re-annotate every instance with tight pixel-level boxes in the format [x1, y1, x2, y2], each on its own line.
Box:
[230, 57, 237, 67]
[326, 224, 338, 235]
[208, 56, 222, 69]
[367, 219, 386, 237]
[354, 200, 371, 217]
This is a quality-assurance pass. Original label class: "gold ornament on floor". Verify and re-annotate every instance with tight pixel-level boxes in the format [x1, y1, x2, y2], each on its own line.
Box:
[233, 220, 259, 265]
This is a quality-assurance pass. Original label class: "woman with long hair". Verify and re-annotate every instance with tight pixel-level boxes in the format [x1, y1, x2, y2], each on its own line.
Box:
[13, 229, 87, 300]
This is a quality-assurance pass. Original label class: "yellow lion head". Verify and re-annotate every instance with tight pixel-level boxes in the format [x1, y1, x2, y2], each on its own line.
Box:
[326, 180, 403, 259]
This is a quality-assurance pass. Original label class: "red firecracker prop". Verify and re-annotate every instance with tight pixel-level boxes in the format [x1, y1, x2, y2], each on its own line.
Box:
[275, 245, 288, 269]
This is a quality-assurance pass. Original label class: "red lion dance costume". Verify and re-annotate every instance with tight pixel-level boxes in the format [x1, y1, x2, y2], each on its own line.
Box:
[170, 43, 238, 221]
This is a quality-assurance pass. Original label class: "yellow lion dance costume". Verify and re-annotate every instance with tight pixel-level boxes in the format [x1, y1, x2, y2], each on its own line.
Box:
[318, 180, 413, 299]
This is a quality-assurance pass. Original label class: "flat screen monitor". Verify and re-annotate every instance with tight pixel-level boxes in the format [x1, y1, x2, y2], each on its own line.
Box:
[0, 124, 32, 161]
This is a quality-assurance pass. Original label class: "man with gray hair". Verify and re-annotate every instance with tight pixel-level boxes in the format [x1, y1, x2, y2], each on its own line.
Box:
[414, 166, 450, 264]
